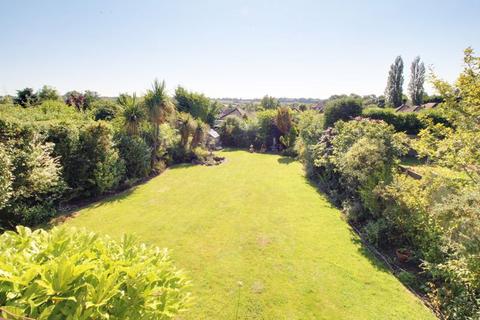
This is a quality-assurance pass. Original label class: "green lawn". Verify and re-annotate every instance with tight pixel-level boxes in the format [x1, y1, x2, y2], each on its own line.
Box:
[64, 150, 436, 319]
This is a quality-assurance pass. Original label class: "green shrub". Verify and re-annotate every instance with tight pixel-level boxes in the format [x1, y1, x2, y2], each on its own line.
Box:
[0, 121, 65, 228]
[116, 133, 151, 181]
[363, 218, 391, 248]
[91, 100, 122, 121]
[0, 226, 190, 319]
[362, 107, 424, 134]
[0, 146, 12, 210]
[71, 122, 125, 197]
[323, 97, 362, 128]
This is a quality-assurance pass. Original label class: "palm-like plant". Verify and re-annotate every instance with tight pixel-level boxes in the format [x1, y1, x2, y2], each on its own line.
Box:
[177, 112, 197, 148]
[191, 120, 209, 149]
[144, 80, 175, 165]
[119, 93, 144, 136]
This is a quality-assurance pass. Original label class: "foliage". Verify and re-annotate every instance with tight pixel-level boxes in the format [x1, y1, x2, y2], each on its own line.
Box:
[0, 122, 65, 227]
[416, 47, 480, 183]
[362, 107, 425, 134]
[145, 80, 175, 167]
[0, 226, 190, 319]
[14, 88, 39, 107]
[385, 56, 404, 108]
[260, 95, 280, 109]
[38, 85, 60, 102]
[71, 122, 125, 197]
[275, 107, 292, 135]
[119, 93, 145, 136]
[174, 87, 220, 126]
[323, 97, 362, 128]
[115, 133, 151, 181]
[90, 100, 122, 121]
[191, 120, 209, 149]
[0, 146, 13, 210]
[408, 56, 426, 106]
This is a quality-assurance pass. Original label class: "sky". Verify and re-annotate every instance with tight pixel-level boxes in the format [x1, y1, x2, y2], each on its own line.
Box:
[1, 0, 479, 99]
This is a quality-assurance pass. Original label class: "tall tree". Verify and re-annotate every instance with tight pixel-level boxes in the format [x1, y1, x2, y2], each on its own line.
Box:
[385, 56, 404, 108]
[408, 56, 426, 106]
[144, 80, 174, 166]
[275, 106, 292, 135]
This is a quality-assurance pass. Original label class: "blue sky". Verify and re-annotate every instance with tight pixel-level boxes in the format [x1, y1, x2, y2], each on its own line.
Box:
[1, 0, 479, 98]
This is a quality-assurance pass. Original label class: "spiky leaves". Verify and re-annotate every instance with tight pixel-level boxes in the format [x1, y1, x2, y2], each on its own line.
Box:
[119, 93, 145, 136]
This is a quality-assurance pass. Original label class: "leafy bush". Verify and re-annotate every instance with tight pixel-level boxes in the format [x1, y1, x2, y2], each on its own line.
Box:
[323, 97, 362, 128]
[362, 107, 424, 134]
[0, 226, 190, 319]
[0, 120, 65, 228]
[0, 146, 12, 210]
[71, 122, 125, 197]
[91, 100, 122, 121]
[116, 133, 151, 181]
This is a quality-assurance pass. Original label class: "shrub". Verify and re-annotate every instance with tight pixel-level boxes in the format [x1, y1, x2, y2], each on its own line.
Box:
[362, 107, 424, 134]
[91, 100, 122, 121]
[0, 226, 190, 319]
[0, 146, 12, 210]
[71, 122, 125, 197]
[0, 122, 65, 228]
[363, 218, 391, 248]
[116, 133, 151, 181]
[323, 97, 362, 128]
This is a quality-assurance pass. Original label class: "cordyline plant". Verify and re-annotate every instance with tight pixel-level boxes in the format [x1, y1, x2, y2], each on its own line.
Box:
[0, 226, 191, 320]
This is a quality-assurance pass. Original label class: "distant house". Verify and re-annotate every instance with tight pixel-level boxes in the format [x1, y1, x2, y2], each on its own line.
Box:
[395, 104, 422, 112]
[421, 102, 440, 109]
[395, 102, 440, 113]
[218, 107, 249, 120]
[215, 107, 251, 128]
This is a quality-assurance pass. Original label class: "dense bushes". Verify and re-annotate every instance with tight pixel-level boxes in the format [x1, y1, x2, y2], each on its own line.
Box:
[323, 97, 362, 128]
[0, 226, 190, 319]
[362, 107, 452, 135]
[0, 81, 214, 229]
[362, 107, 424, 134]
[301, 106, 479, 317]
[0, 120, 65, 228]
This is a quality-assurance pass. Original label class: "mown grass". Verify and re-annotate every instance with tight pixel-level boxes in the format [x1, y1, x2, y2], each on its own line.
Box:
[64, 150, 436, 319]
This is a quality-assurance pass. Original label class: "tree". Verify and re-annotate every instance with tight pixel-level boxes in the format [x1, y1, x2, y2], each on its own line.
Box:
[416, 47, 480, 183]
[385, 56, 404, 108]
[174, 87, 219, 126]
[408, 56, 426, 106]
[323, 97, 362, 128]
[38, 85, 60, 102]
[144, 80, 174, 166]
[119, 93, 145, 136]
[14, 88, 39, 107]
[260, 95, 280, 109]
[191, 119, 209, 149]
[64, 91, 86, 111]
[275, 106, 292, 135]
[177, 112, 196, 148]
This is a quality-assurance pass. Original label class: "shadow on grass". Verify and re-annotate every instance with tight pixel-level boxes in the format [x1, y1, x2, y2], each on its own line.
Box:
[302, 175, 391, 274]
[277, 156, 296, 165]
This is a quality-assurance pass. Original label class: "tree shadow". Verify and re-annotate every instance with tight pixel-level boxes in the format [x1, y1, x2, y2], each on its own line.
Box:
[277, 156, 295, 165]
[302, 175, 392, 274]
